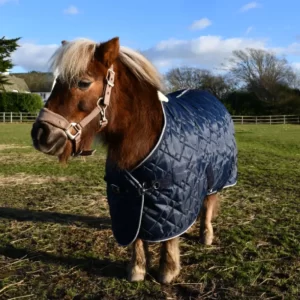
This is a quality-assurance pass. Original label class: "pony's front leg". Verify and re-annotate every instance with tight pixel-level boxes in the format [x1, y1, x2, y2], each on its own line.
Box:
[200, 193, 220, 245]
[158, 237, 180, 284]
[128, 238, 147, 282]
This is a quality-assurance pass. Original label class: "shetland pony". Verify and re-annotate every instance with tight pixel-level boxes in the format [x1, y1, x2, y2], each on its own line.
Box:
[31, 37, 237, 284]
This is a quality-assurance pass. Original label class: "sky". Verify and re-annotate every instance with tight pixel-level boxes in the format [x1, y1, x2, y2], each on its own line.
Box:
[1, 0, 300, 74]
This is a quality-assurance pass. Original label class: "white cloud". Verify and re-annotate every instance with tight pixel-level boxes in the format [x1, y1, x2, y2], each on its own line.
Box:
[11, 43, 59, 72]
[272, 43, 300, 56]
[189, 18, 212, 31]
[0, 0, 18, 5]
[240, 2, 260, 12]
[143, 35, 267, 71]
[246, 26, 254, 35]
[10, 36, 300, 74]
[291, 62, 300, 71]
[63, 5, 79, 15]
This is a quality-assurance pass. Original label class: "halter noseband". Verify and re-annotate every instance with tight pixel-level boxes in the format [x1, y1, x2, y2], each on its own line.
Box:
[36, 66, 115, 157]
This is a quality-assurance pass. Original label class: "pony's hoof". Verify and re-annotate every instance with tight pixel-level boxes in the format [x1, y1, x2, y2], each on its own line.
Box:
[200, 229, 213, 245]
[128, 267, 146, 282]
[204, 235, 213, 245]
[158, 270, 180, 284]
[128, 273, 145, 282]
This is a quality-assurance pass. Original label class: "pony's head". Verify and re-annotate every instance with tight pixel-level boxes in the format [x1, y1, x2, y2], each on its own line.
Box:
[31, 37, 162, 163]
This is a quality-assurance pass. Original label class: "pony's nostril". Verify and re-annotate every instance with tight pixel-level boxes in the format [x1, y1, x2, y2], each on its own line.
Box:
[31, 120, 67, 156]
[31, 122, 41, 141]
[40, 122, 50, 134]
[31, 122, 50, 144]
[37, 127, 43, 141]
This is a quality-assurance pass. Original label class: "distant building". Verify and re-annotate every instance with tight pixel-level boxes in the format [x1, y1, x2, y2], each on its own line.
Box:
[32, 91, 52, 103]
[1, 74, 30, 93]
[11, 72, 55, 103]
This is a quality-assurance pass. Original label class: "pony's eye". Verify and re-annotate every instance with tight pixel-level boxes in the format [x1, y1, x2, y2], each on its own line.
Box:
[77, 80, 91, 90]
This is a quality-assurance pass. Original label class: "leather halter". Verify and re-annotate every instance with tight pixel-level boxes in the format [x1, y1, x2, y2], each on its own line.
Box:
[36, 66, 115, 157]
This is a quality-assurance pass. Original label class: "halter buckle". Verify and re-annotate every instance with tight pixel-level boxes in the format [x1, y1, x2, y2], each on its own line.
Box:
[107, 81, 114, 87]
[106, 68, 115, 84]
[65, 122, 82, 140]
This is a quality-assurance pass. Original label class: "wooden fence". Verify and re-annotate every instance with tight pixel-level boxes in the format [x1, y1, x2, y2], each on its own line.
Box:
[232, 115, 300, 124]
[0, 112, 38, 123]
[0, 112, 299, 125]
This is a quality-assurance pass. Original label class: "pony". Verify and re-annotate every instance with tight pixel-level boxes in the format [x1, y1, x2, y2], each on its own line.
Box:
[31, 37, 237, 284]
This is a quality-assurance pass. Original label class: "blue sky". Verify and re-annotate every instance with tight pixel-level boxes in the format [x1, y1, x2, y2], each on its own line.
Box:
[1, 0, 300, 73]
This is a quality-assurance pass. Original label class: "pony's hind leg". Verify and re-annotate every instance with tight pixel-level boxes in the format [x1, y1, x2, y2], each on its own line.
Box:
[158, 237, 180, 284]
[200, 193, 220, 245]
[128, 239, 147, 282]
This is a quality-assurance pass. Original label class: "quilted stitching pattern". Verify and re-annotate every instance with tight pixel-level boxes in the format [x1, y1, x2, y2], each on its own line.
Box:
[105, 89, 238, 246]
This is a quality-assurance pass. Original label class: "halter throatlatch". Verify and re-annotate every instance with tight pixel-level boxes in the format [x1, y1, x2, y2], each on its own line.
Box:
[36, 66, 115, 157]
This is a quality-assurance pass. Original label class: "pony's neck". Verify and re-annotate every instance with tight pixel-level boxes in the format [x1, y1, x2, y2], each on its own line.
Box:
[103, 62, 164, 170]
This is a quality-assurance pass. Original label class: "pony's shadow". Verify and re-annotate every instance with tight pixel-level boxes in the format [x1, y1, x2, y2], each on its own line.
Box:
[0, 244, 127, 279]
[0, 207, 111, 229]
[0, 207, 126, 278]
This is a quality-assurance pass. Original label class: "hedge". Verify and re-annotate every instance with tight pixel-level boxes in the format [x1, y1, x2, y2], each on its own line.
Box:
[223, 87, 300, 115]
[0, 92, 44, 112]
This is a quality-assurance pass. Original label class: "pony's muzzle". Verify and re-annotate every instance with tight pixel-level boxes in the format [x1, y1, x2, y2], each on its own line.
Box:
[31, 121, 67, 156]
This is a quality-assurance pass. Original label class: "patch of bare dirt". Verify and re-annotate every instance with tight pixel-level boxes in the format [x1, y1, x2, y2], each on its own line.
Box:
[0, 173, 71, 186]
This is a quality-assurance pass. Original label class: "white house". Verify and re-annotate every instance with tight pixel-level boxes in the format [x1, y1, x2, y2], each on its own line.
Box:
[32, 92, 51, 103]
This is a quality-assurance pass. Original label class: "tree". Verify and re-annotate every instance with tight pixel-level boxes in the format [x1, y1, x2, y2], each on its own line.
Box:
[200, 72, 237, 99]
[225, 48, 297, 103]
[0, 36, 20, 90]
[164, 66, 236, 99]
[163, 66, 204, 91]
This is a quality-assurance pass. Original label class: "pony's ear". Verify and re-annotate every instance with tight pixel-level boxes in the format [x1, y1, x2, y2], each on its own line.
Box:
[61, 40, 68, 45]
[94, 37, 120, 68]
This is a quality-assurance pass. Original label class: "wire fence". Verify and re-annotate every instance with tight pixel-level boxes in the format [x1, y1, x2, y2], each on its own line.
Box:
[0, 112, 300, 125]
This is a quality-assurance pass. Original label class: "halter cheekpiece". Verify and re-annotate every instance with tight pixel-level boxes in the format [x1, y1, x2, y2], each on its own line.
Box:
[36, 66, 115, 156]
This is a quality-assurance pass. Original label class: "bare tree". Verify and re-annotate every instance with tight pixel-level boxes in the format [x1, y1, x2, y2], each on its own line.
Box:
[201, 72, 237, 99]
[164, 66, 236, 99]
[164, 66, 204, 91]
[226, 48, 297, 103]
[288, 70, 300, 90]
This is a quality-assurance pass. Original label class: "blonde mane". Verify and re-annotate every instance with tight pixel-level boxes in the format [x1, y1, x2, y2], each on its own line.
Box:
[49, 38, 162, 90]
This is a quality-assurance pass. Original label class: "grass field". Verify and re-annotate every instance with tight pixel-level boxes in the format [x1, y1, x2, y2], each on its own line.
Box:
[0, 123, 299, 300]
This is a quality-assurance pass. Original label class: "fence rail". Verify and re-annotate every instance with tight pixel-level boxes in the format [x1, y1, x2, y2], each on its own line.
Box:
[0, 112, 38, 123]
[232, 115, 300, 124]
[0, 112, 300, 125]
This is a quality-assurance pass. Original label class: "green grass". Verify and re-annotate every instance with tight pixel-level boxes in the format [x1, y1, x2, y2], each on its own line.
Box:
[0, 123, 299, 300]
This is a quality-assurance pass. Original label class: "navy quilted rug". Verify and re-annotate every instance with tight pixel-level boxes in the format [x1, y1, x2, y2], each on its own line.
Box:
[104, 89, 238, 246]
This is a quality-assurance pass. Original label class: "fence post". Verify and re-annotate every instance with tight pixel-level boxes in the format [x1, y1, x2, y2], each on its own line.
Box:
[2, 112, 4, 123]
[270, 116, 271, 125]
[10, 112, 12, 123]
[20, 112, 22, 123]
[283, 115, 286, 124]
[241, 116, 244, 125]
